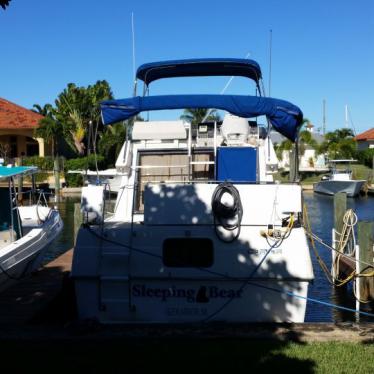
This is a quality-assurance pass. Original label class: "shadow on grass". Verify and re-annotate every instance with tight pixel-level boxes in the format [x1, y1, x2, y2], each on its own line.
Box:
[0, 338, 316, 373]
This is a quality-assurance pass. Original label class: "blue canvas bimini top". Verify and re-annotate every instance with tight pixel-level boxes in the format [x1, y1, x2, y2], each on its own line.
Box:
[100, 94, 303, 141]
[0, 166, 38, 180]
[136, 58, 262, 85]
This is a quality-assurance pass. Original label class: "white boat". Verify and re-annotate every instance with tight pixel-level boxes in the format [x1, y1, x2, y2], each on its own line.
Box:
[72, 58, 314, 323]
[313, 159, 366, 197]
[0, 166, 63, 291]
[84, 169, 123, 193]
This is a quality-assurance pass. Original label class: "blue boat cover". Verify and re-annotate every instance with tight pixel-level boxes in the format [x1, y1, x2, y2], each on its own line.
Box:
[136, 58, 262, 85]
[0, 166, 38, 179]
[101, 94, 303, 141]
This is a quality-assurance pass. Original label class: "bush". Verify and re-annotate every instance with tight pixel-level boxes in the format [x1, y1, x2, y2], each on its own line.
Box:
[64, 154, 105, 172]
[64, 173, 83, 187]
[355, 148, 374, 168]
[22, 156, 54, 170]
[64, 154, 105, 187]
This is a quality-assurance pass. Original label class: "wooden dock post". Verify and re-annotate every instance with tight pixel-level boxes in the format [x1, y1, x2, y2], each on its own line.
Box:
[74, 202, 82, 244]
[53, 158, 60, 201]
[356, 221, 374, 303]
[332, 192, 347, 282]
[17, 156, 23, 202]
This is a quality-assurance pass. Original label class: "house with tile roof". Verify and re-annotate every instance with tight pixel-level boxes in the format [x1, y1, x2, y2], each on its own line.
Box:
[0, 97, 51, 161]
[355, 128, 374, 150]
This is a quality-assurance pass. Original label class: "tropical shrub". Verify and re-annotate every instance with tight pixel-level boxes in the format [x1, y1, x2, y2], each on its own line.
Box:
[64, 154, 105, 187]
[355, 148, 374, 168]
[98, 123, 126, 167]
[319, 128, 356, 159]
[22, 156, 56, 170]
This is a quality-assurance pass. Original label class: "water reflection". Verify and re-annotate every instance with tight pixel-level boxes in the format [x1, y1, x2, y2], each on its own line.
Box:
[43, 195, 80, 263]
[303, 191, 374, 322]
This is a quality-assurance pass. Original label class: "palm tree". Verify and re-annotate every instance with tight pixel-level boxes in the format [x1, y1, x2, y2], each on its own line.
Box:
[54, 81, 113, 155]
[34, 117, 62, 157]
[180, 108, 221, 125]
[32, 103, 54, 118]
[320, 128, 356, 159]
[0, 0, 11, 10]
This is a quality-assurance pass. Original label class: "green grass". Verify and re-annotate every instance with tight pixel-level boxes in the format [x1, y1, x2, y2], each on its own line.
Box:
[0, 339, 373, 373]
[351, 164, 373, 182]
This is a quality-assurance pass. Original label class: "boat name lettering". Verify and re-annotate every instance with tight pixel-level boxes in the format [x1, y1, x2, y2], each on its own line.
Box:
[248, 248, 282, 255]
[131, 284, 243, 303]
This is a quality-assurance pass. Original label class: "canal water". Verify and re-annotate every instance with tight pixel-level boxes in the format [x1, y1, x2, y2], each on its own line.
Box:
[303, 192, 374, 322]
[1, 189, 373, 322]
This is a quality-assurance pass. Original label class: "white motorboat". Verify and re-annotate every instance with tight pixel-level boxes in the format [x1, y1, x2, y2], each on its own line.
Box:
[72, 58, 314, 323]
[313, 159, 366, 197]
[84, 168, 123, 193]
[0, 166, 63, 291]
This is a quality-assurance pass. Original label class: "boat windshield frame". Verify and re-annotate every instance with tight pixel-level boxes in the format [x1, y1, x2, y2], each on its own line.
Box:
[135, 58, 263, 95]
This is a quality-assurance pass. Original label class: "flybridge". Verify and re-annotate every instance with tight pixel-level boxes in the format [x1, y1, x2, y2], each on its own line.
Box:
[100, 57, 304, 142]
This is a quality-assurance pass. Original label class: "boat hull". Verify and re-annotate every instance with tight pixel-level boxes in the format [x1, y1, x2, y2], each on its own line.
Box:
[313, 180, 365, 197]
[75, 278, 310, 323]
[0, 209, 63, 291]
[73, 207, 314, 324]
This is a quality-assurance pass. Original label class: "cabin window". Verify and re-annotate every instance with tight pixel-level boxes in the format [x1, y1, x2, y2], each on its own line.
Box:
[135, 150, 214, 211]
[163, 238, 214, 268]
[136, 153, 189, 211]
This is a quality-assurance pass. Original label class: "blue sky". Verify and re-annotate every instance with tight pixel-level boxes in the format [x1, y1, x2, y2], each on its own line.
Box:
[1, 0, 373, 134]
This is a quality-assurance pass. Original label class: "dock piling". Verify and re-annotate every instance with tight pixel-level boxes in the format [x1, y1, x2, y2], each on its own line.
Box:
[332, 192, 347, 282]
[53, 158, 60, 201]
[74, 202, 83, 244]
[356, 221, 374, 304]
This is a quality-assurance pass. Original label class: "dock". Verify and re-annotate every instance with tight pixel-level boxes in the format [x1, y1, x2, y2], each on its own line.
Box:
[0, 248, 74, 327]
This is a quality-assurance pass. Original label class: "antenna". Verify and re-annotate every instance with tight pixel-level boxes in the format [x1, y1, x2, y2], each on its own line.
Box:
[201, 52, 251, 123]
[323, 99, 326, 135]
[268, 29, 272, 96]
[131, 12, 136, 82]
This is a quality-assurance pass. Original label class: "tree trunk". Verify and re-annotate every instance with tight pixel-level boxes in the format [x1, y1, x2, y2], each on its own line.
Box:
[73, 138, 85, 155]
